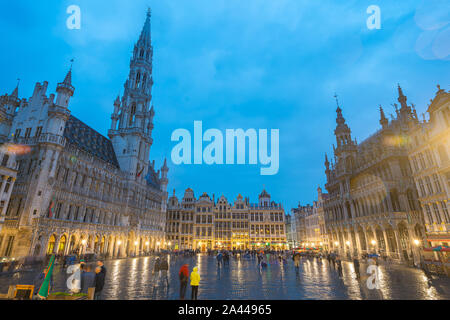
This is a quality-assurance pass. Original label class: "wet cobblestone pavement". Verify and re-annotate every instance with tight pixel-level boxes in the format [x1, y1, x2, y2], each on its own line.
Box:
[1, 254, 450, 300]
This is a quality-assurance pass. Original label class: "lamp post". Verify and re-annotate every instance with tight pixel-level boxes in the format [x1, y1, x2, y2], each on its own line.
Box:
[117, 240, 122, 257]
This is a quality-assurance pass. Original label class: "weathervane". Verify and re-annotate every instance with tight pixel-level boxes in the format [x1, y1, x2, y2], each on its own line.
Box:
[334, 93, 340, 108]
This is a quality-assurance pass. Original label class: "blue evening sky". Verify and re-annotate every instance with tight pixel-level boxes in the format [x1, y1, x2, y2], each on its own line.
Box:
[0, 0, 449, 211]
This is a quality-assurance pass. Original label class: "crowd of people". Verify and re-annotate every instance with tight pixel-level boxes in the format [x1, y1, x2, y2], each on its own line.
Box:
[8, 247, 436, 300]
[31, 258, 107, 300]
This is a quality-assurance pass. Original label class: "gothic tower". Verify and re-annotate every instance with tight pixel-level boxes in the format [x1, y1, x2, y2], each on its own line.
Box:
[333, 95, 357, 165]
[109, 9, 155, 179]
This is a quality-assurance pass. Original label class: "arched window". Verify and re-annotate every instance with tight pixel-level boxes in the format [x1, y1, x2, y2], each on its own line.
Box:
[142, 74, 147, 89]
[140, 49, 144, 58]
[129, 103, 136, 126]
[406, 189, 417, 211]
[135, 72, 141, 89]
[390, 189, 401, 212]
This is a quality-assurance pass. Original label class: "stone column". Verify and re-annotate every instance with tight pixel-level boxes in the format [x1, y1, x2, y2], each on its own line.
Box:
[354, 229, 362, 258]
[393, 229, 403, 262]
[382, 228, 391, 257]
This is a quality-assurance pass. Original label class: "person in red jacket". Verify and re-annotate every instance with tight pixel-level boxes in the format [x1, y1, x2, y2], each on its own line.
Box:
[179, 264, 189, 300]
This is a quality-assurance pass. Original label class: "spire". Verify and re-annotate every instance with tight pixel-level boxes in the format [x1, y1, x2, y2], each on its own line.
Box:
[379, 105, 388, 128]
[63, 69, 72, 86]
[325, 153, 330, 169]
[334, 93, 346, 126]
[56, 63, 75, 102]
[334, 93, 341, 112]
[11, 80, 19, 98]
[162, 158, 168, 170]
[138, 8, 152, 46]
[397, 83, 407, 109]
[114, 95, 121, 106]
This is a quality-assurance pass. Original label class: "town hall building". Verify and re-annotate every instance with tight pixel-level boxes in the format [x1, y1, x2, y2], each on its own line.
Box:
[0, 9, 169, 259]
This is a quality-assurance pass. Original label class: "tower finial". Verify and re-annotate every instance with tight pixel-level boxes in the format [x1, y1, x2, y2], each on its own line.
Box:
[334, 93, 340, 109]
[379, 105, 388, 128]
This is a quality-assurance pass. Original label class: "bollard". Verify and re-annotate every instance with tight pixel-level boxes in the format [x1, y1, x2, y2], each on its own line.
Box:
[7, 285, 15, 299]
[87, 287, 95, 300]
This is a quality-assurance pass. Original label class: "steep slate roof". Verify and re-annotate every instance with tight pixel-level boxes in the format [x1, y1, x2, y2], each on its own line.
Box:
[64, 115, 120, 168]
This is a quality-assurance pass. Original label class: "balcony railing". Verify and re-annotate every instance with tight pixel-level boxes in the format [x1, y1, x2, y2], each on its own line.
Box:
[10, 133, 66, 147]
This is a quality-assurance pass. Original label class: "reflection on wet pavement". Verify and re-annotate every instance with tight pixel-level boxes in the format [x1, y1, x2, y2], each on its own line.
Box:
[1, 254, 449, 300]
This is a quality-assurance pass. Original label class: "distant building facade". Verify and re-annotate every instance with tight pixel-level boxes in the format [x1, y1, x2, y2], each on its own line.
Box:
[323, 86, 424, 264]
[291, 203, 311, 246]
[0, 10, 169, 259]
[166, 189, 287, 251]
[0, 147, 18, 254]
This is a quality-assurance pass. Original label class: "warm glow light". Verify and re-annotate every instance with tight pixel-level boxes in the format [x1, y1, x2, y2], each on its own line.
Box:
[134, 241, 138, 246]
[413, 239, 420, 246]
[168, 242, 172, 246]
[145, 242, 149, 246]
[320, 242, 323, 246]
[257, 243, 261, 246]
[371, 240, 376, 245]
[157, 241, 161, 246]
[117, 240, 122, 245]
[334, 241, 339, 246]
[237, 242, 241, 246]
[346, 241, 350, 246]
[81, 239, 87, 245]
[311, 243, 315, 247]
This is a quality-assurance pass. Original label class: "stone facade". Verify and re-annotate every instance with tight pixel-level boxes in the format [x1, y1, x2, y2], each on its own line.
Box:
[323, 86, 425, 264]
[166, 189, 287, 251]
[0, 10, 169, 259]
[407, 86, 450, 249]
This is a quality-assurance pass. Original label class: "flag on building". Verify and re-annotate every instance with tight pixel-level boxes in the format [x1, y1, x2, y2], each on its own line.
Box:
[37, 254, 55, 299]
[48, 199, 55, 218]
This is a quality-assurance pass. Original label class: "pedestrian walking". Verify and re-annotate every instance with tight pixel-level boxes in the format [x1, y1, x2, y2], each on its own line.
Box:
[153, 257, 161, 283]
[159, 256, 169, 288]
[336, 256, 343, 278]
[94, 266, 106, 300]
[353, 257, 361, 280]
[190, 266, 200, 300]
[97, 260, 107, 274]
[293, 252, 301, 271]
[216, 251, 223, 268]
[179, 264, 189, 300]
[80, 264, 96, 294]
